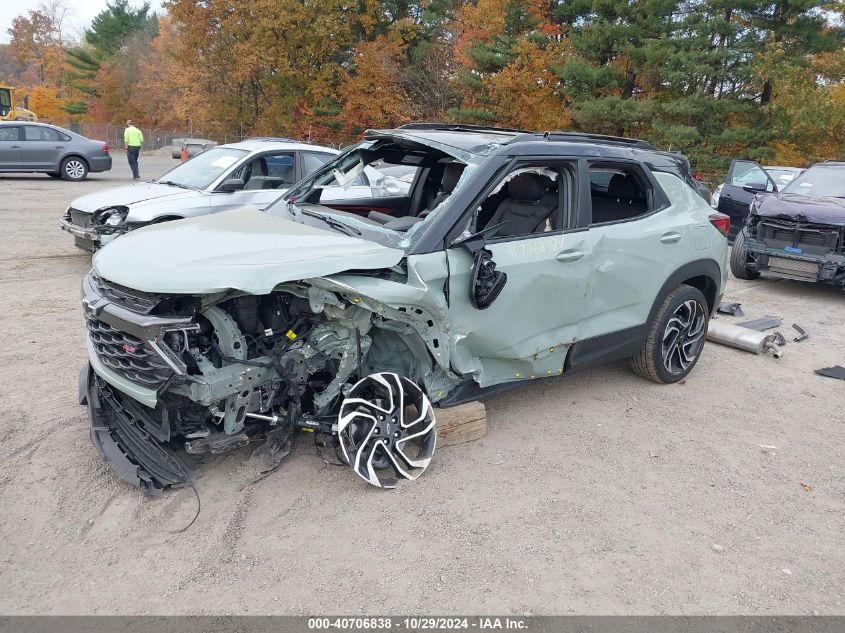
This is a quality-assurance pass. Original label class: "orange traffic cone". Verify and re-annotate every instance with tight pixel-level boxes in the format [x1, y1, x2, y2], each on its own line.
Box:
[180, 145, 188, 162]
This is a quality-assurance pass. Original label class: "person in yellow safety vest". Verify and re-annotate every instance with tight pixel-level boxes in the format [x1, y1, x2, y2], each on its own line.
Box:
[124, 120, 144, 180]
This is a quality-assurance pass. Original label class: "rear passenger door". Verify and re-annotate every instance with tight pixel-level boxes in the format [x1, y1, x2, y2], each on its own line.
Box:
[21, 125, 65, 170]
[717, 159, 777, 237]
[576, 161, 698, 342]
[0, 126, 22, 169]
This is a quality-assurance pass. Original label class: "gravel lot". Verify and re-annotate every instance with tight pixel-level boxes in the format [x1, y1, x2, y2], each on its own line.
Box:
[1, 155, 843, 615]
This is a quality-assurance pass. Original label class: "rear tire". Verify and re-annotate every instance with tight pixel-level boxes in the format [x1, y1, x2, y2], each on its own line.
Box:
[730, 230, 760, 280]
[61, 157, 89, 181]
[631, 285, 709, 384]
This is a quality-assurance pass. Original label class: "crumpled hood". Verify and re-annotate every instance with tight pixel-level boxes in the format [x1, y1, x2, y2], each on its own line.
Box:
[92, 208, 404, 294]
[71, 182, 199, 213]
[755, 193, 845, 225]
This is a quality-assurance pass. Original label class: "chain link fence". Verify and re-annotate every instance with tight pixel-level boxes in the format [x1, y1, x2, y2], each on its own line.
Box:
[57, 122, 252, 152]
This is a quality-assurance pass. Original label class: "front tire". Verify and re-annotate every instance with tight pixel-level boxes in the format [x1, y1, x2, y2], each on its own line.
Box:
[631, 285, 709, 384]
[730, 230, 760, 280]
[60, 157, 89, 181]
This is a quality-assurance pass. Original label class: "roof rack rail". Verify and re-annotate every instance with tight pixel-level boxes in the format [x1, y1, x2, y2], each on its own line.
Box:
[538, 131, 654, 149]
[398, 122, 533, 134]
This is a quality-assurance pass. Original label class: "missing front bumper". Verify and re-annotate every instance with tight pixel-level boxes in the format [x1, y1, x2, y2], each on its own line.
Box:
[81, 363, 192, 495]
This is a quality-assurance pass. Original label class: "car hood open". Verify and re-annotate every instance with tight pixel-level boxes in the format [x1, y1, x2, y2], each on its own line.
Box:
[92, 208, 405, 294]
[756, 193, 845, 225]
[71, 182, 200, 213]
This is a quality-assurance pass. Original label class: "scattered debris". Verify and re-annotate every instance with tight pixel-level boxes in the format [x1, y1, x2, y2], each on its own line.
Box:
[737, 315, 783, 331]
[792, 324, 809, 342]
[717, 301, 745, 317]
[759, 444, 778, 450]
[814, 366, 845, 381]
[707, 321, 784, 358]
[800, 483, 813, 492]
[711, 543, 724, 553]
[783, 568, 792, 575]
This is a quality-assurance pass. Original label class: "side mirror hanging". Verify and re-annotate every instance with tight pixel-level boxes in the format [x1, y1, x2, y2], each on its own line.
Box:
[469, 248, 507, 310]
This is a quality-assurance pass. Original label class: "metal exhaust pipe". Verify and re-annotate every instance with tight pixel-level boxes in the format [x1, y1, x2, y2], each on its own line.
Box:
[706, 320, 784, 358]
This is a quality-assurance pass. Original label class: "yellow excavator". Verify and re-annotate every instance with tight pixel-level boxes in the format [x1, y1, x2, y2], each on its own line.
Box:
[0, 84, 38, 121]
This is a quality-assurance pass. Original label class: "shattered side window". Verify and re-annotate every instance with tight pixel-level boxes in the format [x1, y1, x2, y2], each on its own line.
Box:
[401, 164, 478, 247]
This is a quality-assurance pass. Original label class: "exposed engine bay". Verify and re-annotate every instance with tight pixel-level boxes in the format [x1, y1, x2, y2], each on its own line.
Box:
[82, 271, 449, 493]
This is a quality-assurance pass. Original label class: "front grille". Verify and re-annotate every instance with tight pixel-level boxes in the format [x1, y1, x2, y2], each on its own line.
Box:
[759, 219, 841, 254]
[767, 256, 820, 280]
[74, 236, 97, 252]
[69, 207, 92, 228]
[86, 317, 173, 388]
[92, 274, 160, 314]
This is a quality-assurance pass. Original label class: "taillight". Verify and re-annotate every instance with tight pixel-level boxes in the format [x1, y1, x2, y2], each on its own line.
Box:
[709, 212, 730, 237]
[102, 143, 109, 153]
[692, 171, 700, 181]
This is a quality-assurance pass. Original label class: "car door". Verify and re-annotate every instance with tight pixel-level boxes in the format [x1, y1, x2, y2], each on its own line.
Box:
[575, 161, 704, 342]
[21, 125, 64, 170]
[214, 151, 297, 211]
[717, 159, 777, 237]
[444, 160, 593, 387]
[0, 126, 22, 169]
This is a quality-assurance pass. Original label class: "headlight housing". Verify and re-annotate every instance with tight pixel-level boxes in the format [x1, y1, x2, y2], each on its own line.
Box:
[93, 206, 129, 228]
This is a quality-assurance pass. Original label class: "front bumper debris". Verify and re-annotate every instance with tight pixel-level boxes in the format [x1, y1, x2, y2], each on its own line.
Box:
[59, 217, 100, 241]
[82, 363, 191, 495]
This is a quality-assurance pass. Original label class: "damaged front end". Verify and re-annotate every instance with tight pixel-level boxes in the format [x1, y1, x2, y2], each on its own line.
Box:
[80, 268, 450, 493]
[60, 206, 131, 252]
[743, 214, 845, 285]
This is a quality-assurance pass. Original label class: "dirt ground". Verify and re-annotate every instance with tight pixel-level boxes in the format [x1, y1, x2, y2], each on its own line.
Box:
[0, 154, 843, 616]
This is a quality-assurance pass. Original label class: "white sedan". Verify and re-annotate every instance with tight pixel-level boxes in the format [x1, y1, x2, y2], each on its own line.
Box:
[60, 138, 410, 251]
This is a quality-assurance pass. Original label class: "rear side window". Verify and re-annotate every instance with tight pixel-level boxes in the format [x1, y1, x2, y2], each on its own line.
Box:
[302, 152, 336, 176]
[588, 163, 652, 224]
[0, 126, 19, 141]
[24, 126, 60, 142]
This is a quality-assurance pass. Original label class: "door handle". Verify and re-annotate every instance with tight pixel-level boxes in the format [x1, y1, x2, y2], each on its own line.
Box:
[54, 145, 65, 149]
[722, 193, 732, 199]
[10, 145, 20, 149]
[660, 232, 682, 244]
[556, 249, 584, 263]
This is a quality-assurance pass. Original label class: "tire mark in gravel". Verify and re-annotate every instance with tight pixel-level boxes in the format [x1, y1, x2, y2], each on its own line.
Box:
[0, 253, 89, 262]
[165, 485, 256, 594]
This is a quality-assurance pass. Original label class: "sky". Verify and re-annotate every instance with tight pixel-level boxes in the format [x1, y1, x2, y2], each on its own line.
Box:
[0, 0, 164, 45]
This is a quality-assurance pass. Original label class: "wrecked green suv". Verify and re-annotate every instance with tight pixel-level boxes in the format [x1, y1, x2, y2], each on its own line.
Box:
[79, 124, 729, 492]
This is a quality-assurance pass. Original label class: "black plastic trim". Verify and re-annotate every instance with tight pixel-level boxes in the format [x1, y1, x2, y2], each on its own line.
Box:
[566, 324, 649, 370]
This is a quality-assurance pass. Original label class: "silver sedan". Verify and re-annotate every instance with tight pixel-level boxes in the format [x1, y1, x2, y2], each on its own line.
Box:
[0, 121, 112, 181]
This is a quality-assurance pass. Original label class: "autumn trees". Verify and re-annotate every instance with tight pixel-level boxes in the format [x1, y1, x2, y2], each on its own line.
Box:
[3, 0, 844, 170]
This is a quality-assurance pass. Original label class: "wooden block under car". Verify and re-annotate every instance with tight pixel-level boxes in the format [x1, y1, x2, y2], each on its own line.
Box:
[433, 400, 487, 447]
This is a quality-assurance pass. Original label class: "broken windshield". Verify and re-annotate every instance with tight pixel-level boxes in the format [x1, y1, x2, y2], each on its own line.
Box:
[270, 136, 481, 250]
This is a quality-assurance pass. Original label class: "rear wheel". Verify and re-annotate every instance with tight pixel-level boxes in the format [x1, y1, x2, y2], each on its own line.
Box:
[631, 285, 709, 384]
[730, 230, 760, 280]
[61, 157, 88, 181]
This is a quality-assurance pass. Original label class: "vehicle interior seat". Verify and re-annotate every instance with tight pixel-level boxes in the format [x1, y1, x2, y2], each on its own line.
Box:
[591, 173, 646, 223]
[484, 173, 553, 236]
[426, 162, 465, 213]
[243, 157, 268, 190]
[245, 156, 295, 190]
[368, 162, 465, 225]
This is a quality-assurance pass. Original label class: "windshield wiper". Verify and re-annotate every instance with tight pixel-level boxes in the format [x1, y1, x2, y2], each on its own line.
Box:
[158, 180, 193, 190]
[300, 208, 362, 236]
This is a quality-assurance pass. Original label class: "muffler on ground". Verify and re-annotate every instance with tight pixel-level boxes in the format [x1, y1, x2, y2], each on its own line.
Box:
[706, 320, 784, 358]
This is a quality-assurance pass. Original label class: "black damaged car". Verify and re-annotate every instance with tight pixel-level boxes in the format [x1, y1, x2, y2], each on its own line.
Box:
[731, 160, 845, 286]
